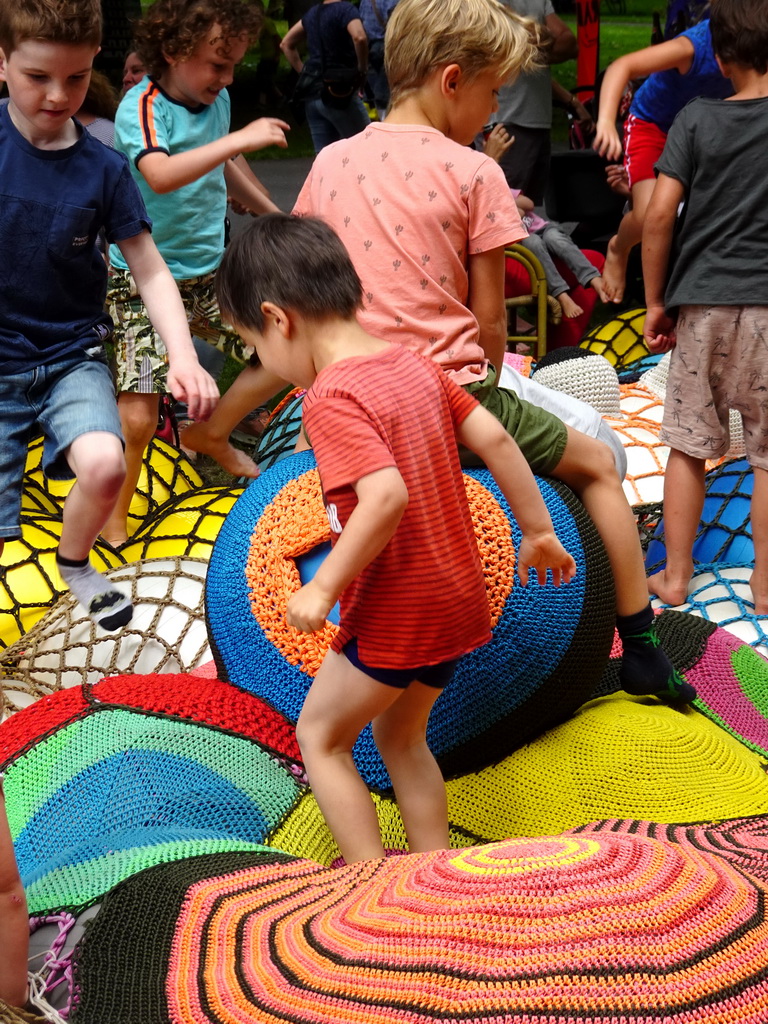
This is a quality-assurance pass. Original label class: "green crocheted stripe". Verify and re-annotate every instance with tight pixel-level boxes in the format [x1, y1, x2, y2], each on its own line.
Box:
[25, 838, 280, 915]
[5, 707, 301, 832]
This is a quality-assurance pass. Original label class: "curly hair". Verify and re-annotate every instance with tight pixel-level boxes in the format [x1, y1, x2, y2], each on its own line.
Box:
[133, 0, 263, 79]
[0, 0, 101, 55]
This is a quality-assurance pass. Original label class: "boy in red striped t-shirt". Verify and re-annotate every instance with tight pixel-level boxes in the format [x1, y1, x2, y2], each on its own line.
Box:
[217, 214, 576, 865]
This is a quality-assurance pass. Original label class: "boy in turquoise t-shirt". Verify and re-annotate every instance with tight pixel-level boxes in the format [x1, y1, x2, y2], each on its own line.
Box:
[105, 0, 290, 547]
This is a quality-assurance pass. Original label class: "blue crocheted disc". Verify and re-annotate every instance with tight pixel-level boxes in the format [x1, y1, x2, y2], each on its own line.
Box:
[207, 451, 615, 791]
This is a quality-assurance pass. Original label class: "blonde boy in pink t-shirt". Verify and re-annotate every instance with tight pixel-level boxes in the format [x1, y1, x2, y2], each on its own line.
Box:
[199, 0, 693, 705]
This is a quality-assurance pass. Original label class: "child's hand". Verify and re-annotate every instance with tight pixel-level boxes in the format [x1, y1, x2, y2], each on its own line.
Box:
[483, 124, 514, 164]
[287, 580, 336, 633]
[236, 117, 290, 154]
[643, 305, 677, 352]
[593, 119, 622, 161]
[517, 533, 576, 587]
[167, 360, 220, 422]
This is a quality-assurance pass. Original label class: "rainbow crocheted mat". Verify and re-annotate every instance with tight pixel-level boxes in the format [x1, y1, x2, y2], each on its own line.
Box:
[207, 451, 616, 789]
[71, 835, 768, 1024]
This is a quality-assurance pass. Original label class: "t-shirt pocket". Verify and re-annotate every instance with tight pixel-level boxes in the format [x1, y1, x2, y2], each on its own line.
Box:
[47, 203, 96, 261]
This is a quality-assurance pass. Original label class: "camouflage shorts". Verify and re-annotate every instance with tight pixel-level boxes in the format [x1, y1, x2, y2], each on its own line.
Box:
[107, 268, 245, 394]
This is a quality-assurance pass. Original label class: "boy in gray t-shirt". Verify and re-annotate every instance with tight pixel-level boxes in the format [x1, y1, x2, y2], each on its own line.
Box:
[642, 0, 768, 614]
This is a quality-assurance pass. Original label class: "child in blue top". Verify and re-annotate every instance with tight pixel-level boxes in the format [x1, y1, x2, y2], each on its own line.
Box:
[106, 0, 290, 547]
[0, 0, 217, 631]
[594, 18, 732, 302]
[643, 0, 768, 613]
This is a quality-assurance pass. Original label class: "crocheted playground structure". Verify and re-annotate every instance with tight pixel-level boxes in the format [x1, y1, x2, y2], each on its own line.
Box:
[0, 557, 211, 720]
[531, 347, 621, 418]
[206, 450, 616, 789]
[1, 436, 242, 652]
[581, 307, 650, 370]
[70, 834, 768, 1024]
[254, 388, 306, 470]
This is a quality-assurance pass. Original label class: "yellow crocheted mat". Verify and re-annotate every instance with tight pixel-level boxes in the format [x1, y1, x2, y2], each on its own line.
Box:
[269, 693, 768, 865]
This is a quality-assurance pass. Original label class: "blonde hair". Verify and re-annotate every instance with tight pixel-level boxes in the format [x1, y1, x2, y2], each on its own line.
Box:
[385, 0, 543, 105]
[0, 0, 101, 55]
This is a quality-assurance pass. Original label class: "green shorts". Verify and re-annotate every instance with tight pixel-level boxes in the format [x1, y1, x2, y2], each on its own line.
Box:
[107, 268, 244, 394]
[463, 369, 567, 475]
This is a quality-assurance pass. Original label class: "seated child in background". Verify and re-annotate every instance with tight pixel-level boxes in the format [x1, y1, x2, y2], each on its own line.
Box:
[0, 0, 218, 630]
[593, 17, 732, 302]
[104, 0, 290, 547]
[293, 0, 694, 704]
[216, 213, 577, 865]
[511, 189, 608, 318]
[642, 0, 768, 612]
[0, 778, 26, 1008]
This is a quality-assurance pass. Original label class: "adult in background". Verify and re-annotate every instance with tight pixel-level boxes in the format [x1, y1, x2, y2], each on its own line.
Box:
[496, 0, 577, 203]
[281, 0, 370, 153]
[359, 0, 399, 119]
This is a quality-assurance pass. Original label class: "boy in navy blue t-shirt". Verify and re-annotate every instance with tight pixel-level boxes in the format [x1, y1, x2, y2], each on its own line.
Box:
[0, 0, 218, 630]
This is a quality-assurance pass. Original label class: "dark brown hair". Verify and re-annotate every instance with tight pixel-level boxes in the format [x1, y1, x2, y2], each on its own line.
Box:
[710, 0, 768, 74]
[217, 214, 363, 332]
[133, 0, 262, 78]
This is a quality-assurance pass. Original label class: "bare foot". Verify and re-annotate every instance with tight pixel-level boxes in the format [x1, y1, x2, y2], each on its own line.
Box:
[589, 275, 610, 303]
[601, 235, 629, 303]
[557, 292, 584, 319]
[179, 422, 260, 479]
[647, 569, 691, 607]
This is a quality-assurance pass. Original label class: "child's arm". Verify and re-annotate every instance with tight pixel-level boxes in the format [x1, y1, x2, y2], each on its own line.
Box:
[137, 118, 289, 195]
[286, 466, 408, 632]
[593, 34, 695, 160]
[457, 405, 576, 586]
[642, 172, 685, 352]
[468, 245, 509, 377]
[0, 783, 28, 1009]
[224, 156, 281, 215]
[116, 231, 220, 420]
[483, 123, 515, 164]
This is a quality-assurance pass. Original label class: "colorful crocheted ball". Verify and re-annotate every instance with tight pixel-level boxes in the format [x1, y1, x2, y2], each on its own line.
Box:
[599, 610, 767, 758]
[530, 348, 621, 418]
[650, 563, 768, 657]
[206, 450, 616, 790]
[0, 674, 303, 915]
[581, 307, 649, 370]
[647, 457, 754, 570]
[0, 516, 119, 649]
[119, 484, 243, 563]
[254, 388, 306, 470]
[0, 557, 216, 722]
[71, 835, 768, 1024]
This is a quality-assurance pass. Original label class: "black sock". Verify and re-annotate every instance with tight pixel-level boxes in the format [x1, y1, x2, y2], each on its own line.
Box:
[56, 553, 133, 631]
[617, 604, 696, 704]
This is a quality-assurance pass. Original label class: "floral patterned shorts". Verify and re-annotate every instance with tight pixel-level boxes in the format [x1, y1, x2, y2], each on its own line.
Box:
[107, 268, 244, 394]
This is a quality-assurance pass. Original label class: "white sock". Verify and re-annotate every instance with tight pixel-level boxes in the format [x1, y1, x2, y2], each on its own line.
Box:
[55, 553, 133, 631]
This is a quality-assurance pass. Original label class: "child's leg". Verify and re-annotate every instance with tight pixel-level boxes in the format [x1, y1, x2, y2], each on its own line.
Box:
[58, 432, 133, 629]
[540, 223, 608, 301]
[602, 178, 655, 303]
[372, 682, 448, 854]
[647, 448, 706, 607]
[553, 427, 694, 701]
[295, 649, 407, 864]
[179, 364, 279, 478]
[102, 392, 158, 547]
[522, 234, 583, 319]
[751, 466, 768, 615]
[0, 783, 29, 1008]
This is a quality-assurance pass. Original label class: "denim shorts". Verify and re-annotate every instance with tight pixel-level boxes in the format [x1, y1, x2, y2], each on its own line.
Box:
[342, 638, 458, 690]
[0, 349, 123, 539]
